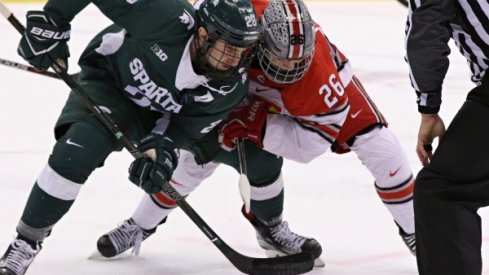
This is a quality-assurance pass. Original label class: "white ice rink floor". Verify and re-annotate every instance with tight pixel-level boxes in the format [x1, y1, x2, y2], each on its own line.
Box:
[1, 1, 488, 274]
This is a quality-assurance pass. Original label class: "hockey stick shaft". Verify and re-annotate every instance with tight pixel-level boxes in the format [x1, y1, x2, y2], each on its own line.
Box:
[236, 139, 251, 213]
[0, 57, 60, 79]
[0, 3, 313, 274]
[0, 57, 80, 79]
[237, 139, 248, 175]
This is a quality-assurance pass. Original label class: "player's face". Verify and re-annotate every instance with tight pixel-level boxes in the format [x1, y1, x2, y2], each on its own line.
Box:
[206, 39, 248, 71]
[265, 51, 302, 71]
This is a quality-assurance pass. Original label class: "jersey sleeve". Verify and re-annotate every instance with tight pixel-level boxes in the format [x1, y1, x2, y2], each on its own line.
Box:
[44, 0, 90, 22]
[161, 79, 248, 153]
[249, 25, 351, 163]
[45, 0, 194, 40]
[262, 113, 343, 163]
[164, 113, 224, 150]
[405, 0, 453, 113]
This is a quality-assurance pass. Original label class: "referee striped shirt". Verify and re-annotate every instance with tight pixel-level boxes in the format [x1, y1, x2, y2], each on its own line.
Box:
[405, 0, 489, 114]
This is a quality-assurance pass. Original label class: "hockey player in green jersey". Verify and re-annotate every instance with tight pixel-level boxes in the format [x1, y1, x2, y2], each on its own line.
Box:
[0, 0, 260, 274]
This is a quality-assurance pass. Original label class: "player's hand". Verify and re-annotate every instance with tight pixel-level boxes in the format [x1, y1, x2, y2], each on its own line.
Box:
[417, 113, 446, 166]
[219, 99, 269, 150]
[129, 134, 179, 194]
[18, 11, 71, 71]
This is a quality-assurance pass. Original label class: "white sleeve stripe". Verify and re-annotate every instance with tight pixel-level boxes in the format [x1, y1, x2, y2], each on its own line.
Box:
[37, 164, 82, 201]
[405, 1, 421, 92]
[418, 93, 428, 106]
[459, 0, 489, 45]
[338, 62, 353, 86]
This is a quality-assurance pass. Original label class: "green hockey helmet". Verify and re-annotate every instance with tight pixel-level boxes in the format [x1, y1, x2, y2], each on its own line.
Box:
[193, 0, 261, 79]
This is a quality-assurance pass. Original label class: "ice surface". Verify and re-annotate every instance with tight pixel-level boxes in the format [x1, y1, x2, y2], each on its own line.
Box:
[0, 1, 487, 274]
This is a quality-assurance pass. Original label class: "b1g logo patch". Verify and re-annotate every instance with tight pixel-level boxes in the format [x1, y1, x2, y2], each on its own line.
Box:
[151, 44, 168, 62]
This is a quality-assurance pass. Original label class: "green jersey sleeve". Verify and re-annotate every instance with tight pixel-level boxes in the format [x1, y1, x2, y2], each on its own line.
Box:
[162, 79, 249, 153]
[44, 0, 194, 40]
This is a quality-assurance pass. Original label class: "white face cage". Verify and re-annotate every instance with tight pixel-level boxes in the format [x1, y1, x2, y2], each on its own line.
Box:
[257, 0, 315, 84]
[257, 43, 314, 84]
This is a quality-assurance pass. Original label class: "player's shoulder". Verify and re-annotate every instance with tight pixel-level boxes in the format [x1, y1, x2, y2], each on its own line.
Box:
[141, 0, 196, 41]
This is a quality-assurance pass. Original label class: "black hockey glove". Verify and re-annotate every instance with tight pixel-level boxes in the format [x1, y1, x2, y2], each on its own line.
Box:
[18, 11, 71, 71]
[129, 134, 179, 194]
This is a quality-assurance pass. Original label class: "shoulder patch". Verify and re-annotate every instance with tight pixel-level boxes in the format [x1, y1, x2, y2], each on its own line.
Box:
[151, 44, 168, 62]
[179, 10, 195, 30]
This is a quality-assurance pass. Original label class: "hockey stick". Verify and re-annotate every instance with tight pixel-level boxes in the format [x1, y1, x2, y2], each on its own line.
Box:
[236, 138, 251, 213]
[0, 2, 314, 274]
[1, 63, 317, 275]
[0, 57, 79, 79]
[0, 57, 59, 79]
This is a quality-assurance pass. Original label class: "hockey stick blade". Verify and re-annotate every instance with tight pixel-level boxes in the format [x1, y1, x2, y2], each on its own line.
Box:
[0, 2, 315, 274]
[0, 51, 315, 275]
[176, 197, 315, 274]
[232, 252, 314, 275]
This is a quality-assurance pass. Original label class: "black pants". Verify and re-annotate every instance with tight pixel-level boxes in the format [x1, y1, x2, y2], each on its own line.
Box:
[415, 80, 489, 274]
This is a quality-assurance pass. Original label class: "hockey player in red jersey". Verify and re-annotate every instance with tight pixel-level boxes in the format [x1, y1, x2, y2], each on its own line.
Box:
[246, 1, 415, 254]
[95, 0, 415, 266]
[227, 0, 415, 255]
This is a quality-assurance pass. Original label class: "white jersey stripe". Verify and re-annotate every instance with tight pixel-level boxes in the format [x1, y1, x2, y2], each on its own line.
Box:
[459, 0, 489, 45]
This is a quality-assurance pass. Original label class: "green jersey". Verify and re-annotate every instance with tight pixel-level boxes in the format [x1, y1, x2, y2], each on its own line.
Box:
[47, 0, 248, 149]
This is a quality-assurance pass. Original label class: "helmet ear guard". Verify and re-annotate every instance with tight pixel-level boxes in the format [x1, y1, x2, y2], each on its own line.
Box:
[192, 0, 261, 80]
[257, 0, 316, 84]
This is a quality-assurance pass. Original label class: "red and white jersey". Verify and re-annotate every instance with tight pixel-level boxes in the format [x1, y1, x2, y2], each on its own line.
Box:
[248, 25, 386, 162]
[248, 23, 351, 162]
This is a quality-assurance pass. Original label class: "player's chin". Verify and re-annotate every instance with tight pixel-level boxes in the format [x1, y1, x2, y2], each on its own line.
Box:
[216, 64, 235, 71]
